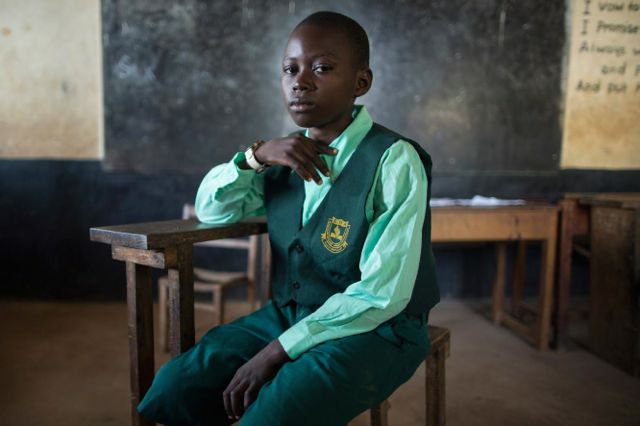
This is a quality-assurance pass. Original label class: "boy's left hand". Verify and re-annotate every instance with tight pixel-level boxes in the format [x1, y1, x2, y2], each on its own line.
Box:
[222, 339, 291, 420]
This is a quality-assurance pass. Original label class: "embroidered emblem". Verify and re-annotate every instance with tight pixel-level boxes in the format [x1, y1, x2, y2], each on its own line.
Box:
[321, 217, 351, 253]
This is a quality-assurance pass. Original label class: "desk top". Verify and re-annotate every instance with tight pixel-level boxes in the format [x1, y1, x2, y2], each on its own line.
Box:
[564, 192, 640, 209]
[90, 218, 267, 250]
[90, 204, 558, 250]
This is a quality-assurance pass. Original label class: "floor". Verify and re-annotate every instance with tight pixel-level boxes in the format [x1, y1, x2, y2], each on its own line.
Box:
[1, 299, 639, 426]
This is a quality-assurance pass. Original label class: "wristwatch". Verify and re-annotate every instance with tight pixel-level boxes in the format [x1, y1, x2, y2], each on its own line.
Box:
[245, 140, 269, 173]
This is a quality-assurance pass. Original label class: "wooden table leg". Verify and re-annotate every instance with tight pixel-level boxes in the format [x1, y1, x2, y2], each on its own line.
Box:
[511, 241, 527, 317]
[260, 234, 272, 305]
[536, 218, 558, 350]
[167, 244, 195, 357]
[555, 199, 576, 348]
[125, 262, 155, 426]
[492, 243, 508, 324]
[426, 341, 446, 426]
[370, 400, 390, 426]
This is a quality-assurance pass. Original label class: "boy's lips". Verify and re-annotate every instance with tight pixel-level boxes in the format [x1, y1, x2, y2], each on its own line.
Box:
[289, 99, 315, 112]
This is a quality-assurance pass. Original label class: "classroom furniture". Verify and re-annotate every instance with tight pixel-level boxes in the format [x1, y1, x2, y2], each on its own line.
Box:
[91, 219, 266, 426]
[157, 204, 259, 352]
[370, 326, 450, 426]
[430, 205, 559, 350]
[89, 203, 557, 425]
[90, 219, 451, 426]
[555, 193, 640, 373]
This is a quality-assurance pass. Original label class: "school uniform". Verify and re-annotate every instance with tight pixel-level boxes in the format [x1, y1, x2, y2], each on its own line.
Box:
[137, 105, 439, 425]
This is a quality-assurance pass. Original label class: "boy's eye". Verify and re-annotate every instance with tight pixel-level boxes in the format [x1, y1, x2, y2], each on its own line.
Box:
[282, 65, 297, 74]
[313, 64, 332, 73]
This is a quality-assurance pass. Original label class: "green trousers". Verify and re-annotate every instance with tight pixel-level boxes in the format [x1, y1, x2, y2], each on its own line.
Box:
[137, 300, 430, 426]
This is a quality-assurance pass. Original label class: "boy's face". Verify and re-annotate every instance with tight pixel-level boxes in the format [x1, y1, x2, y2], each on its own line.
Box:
[281, 24, 371, 131]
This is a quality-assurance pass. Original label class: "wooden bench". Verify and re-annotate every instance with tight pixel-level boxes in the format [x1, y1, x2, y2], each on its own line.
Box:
[370, 326, 450, 426]
[90, 218, 450, 425]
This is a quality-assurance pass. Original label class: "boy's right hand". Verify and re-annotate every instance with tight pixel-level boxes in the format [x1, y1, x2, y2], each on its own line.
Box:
[254, 134, 337, 185]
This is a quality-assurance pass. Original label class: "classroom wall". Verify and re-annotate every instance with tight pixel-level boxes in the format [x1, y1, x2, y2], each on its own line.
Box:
[562, 0, 640, 169]
[1, 0, 638, 301]
[0, 0, 103, 159]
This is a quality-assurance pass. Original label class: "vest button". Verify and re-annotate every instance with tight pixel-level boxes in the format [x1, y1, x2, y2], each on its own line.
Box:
[292, 282, 301, 289]
[294, 244, 304, 253]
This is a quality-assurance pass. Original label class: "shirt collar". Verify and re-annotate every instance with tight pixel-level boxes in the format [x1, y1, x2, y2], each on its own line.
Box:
[303, 105, 373, 181]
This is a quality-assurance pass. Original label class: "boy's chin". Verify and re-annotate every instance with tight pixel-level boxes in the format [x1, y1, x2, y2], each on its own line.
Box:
[288, 112, 319, 129]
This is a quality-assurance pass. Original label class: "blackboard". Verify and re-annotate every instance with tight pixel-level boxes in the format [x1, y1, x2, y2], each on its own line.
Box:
[102, 0, 565, 174]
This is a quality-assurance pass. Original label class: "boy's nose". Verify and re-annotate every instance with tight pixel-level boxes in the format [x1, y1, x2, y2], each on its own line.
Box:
[292, 71, 312, 92]
[292, 80, 310, 92]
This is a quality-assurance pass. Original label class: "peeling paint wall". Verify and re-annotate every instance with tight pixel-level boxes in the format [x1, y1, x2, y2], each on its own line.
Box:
[562, 0, 640, 169]
[0, 0, 102, 159]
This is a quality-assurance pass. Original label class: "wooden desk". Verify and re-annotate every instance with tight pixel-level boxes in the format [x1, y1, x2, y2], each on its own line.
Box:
[90, 205, 557, 424]
[556, 193, 640, 373]
[555, 193, 640, 349]
[90, 219, 268, 426]
[431, 205, 559, 350]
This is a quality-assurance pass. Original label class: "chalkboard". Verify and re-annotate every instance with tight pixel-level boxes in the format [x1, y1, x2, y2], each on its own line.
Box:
[102, 0, 565, 174]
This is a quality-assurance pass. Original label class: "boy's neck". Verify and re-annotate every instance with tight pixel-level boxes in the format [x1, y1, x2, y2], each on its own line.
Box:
[307, 108, 355, 145]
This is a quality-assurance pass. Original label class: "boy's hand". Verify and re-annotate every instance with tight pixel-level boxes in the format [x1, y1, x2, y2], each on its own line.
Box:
[254, 134, 337, 184]
[222, 339, 292, 420]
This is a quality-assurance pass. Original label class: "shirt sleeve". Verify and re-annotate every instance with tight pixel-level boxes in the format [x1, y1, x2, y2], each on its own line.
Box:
[277, 140, 428, 359]
[194, 151, 266, 224]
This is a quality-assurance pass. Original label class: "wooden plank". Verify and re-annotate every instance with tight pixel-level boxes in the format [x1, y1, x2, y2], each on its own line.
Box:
[90, 218, 268, 250]
[511, 241, 527, 317]
[112, 246, 177, 269]
[125, 262, 155, 426]
[426, 342, 446, 426]
[580, 193, 640, 209]
[260, 234, 273, 305]
[431, 206, 558, 242]
[536, 231, 557, 350]
[589, 206, 638, 375]
[369, 400, 389, 426]
[168, 244, 195, 357]
[491, 243, 507, 324]
[501, 313, 536, 342]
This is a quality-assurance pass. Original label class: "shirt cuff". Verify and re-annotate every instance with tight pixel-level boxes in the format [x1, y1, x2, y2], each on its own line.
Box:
[277, 323, 315, 360]
[231, 151, 255, 174]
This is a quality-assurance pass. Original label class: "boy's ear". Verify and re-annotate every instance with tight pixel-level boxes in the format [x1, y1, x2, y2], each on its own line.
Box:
[354, 68, 373, 97]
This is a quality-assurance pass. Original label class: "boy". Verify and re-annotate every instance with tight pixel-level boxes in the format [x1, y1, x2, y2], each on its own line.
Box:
[138, 11, 439, 426]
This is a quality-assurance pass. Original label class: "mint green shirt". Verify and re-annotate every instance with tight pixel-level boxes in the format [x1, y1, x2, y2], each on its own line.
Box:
[195, 106, 428, 359]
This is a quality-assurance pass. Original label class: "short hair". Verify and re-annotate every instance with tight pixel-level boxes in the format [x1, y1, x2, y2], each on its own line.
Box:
[294, 11, 370, 68]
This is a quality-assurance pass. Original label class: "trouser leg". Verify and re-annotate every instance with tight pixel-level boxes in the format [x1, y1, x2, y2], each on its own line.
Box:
[137, 301, 291, 426]
[240, 314, 430, 426]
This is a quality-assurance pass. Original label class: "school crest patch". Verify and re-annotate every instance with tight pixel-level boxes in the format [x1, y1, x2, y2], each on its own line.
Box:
[321, 217, 350, 254]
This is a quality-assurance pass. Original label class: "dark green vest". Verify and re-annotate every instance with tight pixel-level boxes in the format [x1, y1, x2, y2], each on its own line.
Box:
[263, 123, 439, 315]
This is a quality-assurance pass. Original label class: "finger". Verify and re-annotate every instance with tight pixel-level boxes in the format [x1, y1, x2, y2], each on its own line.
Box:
[295, 140, 330, 177]
[222, 389, 233, 420]
[244, 385, 259, 411]
[288, 152, 320, 184]
[297, 134, 337, 156]
[282, 151, 310, 181]
[231, 384, 248, 419]
[308, 152, 330, 177]
[311, 139, 338, 156]
[294, 154, 323, 184]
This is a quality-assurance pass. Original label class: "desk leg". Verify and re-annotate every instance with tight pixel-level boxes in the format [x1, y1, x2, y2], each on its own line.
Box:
[167, 244, 195, 357]
[555, 199, 575, 348]
[536, 233, 557, 350]
[125, 262, 155, 426]
[260, 234, 272, 304]
[426, 342, 446, 426]
[492, 243, 507, 324]
[511, 241, 527, 317]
